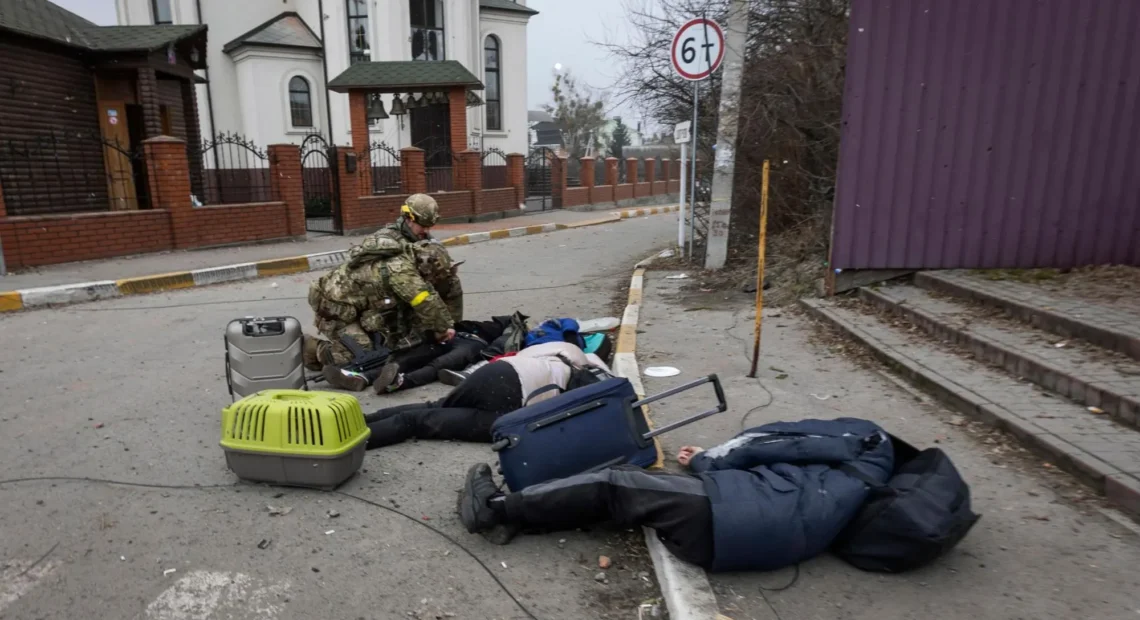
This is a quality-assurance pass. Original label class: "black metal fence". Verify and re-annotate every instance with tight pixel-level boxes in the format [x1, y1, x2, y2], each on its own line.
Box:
[481, 148, 509, 189]
[0, 132, 151, 216]
[190, 132, 275, 205]
[362, 141, 401, 195]
[300, 133, 340, 234]
[425, 144, 455, 193]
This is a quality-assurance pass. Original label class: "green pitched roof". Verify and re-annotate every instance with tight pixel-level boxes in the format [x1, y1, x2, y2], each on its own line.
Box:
[479, 0, 538, 16]
[223, 12, 322, 54]
[0, 0, 205, 52]
[328, 60, 484, 93]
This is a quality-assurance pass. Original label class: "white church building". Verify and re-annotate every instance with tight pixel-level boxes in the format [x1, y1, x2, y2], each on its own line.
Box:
[114, 0, 535, 154]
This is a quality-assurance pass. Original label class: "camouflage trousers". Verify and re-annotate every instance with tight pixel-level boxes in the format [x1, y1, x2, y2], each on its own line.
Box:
[311, 322, 375, 367]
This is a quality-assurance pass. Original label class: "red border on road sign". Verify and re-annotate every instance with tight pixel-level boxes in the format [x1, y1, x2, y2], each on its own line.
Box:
[671, 17, 725, 81]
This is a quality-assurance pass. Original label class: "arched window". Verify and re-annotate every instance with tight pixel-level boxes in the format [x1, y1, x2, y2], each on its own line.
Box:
[484, 36, 501, 131]
[289, 76, 313, 128]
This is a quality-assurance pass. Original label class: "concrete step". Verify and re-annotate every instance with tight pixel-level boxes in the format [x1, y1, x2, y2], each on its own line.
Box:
[860, 284, 1140, 430]
[801, 297, 1140, 518]
[917, 270, 1140, 362]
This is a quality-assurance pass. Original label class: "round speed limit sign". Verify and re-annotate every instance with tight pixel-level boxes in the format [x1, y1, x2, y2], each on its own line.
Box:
[671, 18, 725, 81]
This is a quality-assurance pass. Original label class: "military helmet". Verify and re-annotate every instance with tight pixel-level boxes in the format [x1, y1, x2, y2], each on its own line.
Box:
[401, 194, 440, 227]
[412, 240, 452, 284]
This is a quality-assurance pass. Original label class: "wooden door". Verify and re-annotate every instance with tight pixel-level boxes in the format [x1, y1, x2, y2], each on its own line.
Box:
[98, 100, 138, 210]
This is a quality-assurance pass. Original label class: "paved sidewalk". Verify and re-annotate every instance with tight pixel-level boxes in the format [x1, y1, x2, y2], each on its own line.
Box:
[635, 270, 1140, 620]
[0, 208, 624, 290]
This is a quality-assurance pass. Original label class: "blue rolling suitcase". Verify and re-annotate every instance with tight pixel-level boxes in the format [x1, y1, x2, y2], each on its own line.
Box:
[490, 375, 726, 491]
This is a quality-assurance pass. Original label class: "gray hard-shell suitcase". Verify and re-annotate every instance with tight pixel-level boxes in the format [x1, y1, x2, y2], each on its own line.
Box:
[225, 316, 307, 400]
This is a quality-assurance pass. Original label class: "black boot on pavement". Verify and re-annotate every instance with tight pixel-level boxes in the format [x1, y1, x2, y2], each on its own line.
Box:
[458, 463, 504, 534]
[321, 365, 368, 392]
[372, 362, 402, 394]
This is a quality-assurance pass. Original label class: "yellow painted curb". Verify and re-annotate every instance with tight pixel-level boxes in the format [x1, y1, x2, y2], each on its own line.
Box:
[441, 235, 469, 246]
[488, 229, 511, 240]
[0, 291, 23, 312]
[256, 257, 309, 277]
[116, 272, 195, 295]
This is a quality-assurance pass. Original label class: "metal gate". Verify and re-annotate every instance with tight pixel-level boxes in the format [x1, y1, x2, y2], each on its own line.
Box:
[525, 147, 556, 212]
[301, 133, 341, 234]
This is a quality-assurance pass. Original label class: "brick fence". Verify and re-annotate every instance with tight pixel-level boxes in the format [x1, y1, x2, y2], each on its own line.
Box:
[0, 136, 304, 270]
[0, 135, 680, 269]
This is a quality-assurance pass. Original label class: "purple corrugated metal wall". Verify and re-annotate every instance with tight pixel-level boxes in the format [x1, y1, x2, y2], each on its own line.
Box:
[831, 0, 1140, 270]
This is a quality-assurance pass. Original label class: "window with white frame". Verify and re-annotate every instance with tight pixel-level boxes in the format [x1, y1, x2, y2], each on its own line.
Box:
[346, 0, 370, 65]
[410, 0, 445, 61]
[484, 36, 502, 131]
[289, 76, 313, 128]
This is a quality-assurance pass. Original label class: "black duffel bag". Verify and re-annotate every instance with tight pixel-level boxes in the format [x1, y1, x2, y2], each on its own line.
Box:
[833, 435, 980, 573]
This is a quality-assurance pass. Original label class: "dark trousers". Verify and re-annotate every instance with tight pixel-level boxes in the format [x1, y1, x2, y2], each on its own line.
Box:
[502, 467, 715, 568]
[365, 361, 522, 448]
[396, 336, 487, 391]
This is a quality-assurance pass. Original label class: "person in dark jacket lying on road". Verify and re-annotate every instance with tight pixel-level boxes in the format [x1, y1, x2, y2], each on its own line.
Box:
[457, 417, 894, 572]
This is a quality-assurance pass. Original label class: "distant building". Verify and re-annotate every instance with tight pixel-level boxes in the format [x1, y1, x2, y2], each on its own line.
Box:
[115, 0, 537, 154]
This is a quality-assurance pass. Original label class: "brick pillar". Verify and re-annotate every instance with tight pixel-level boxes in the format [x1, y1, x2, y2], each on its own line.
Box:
[660, 158, 671, 194]
[144, 136, 196, 248]
[645, 158, 657, 195]
[580, 157, 595, 189]
[138, 69, 162, 139]
[605, 157, 619, 187]
[457, 150, 481, 218]
[336, 146, 364, 233]
[349, 91, 372, 195]
[551, 156, 567, 209]
[400, 147, 427, 195]
[626, 158, 638, 191]
[507, 153, 525, 207]
[447, 88, 468, 153]
[181, 81, 205, 200]
[268, 144, 304, 238]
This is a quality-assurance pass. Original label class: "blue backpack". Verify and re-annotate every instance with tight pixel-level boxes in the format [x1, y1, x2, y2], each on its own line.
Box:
[524, 318, 585, 349]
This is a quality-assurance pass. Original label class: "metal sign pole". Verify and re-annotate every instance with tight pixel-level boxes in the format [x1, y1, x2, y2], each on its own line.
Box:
[688, 81, 698, 260]
[678, 142, 687, 256]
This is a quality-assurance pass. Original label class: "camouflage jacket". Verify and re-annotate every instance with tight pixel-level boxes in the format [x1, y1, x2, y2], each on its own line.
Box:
[345, 218, 429, 270]
[349, 248, 454, 342]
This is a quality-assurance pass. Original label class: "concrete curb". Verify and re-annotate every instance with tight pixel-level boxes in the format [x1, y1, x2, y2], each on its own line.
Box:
[800, 297, 1140, 519]
[0, 208, 672, 313]
[613, 252, 722, 620]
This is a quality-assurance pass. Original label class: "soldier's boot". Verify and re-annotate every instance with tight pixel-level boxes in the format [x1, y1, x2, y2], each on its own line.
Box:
[321, 365, 369, 392]
[302, 336, 322, 372]
[371, 362, 402, 394]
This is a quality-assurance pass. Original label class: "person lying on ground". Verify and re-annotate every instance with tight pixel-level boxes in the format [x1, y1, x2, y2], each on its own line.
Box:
[457, 417, 894, 572]
[363, 342, 610, 449]
[373, 316, 514, 394]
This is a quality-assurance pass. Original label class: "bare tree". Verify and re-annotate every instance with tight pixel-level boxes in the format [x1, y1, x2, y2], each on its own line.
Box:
[543, 71, 608, 160]
[606, 0, 849, 266]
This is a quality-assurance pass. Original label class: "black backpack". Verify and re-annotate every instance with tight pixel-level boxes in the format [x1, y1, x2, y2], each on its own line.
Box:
[832, 435, 980, 573]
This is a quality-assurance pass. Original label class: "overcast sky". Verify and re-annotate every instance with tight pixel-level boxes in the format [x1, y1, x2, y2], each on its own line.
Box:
[49, 0, 639, 121]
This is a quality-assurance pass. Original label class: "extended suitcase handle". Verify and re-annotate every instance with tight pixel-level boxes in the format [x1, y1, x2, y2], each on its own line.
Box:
[638, 374, 727, 440]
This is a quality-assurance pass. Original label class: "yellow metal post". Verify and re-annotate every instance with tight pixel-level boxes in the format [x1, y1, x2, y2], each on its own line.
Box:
[748, 160, 770, 378]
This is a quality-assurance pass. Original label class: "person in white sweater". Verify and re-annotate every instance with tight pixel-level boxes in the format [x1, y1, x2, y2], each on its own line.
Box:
[363, 342, 612, 448]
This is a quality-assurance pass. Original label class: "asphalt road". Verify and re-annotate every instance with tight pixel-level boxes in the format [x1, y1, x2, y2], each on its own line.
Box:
[0, 215, 675, 620]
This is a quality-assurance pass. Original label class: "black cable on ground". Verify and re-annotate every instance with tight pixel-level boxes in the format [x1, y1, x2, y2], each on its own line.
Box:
[0, 476, 539, 620]
[722, 307, 775, 429]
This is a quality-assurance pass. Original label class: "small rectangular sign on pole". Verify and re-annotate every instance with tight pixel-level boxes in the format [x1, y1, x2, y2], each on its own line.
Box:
[673, 121, 691, 144]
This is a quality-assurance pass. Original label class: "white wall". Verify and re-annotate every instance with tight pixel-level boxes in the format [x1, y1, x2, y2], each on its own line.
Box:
[231, 49, 326, 146]
[116, 0, 531, 156]
[479, 11, 528, 155]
